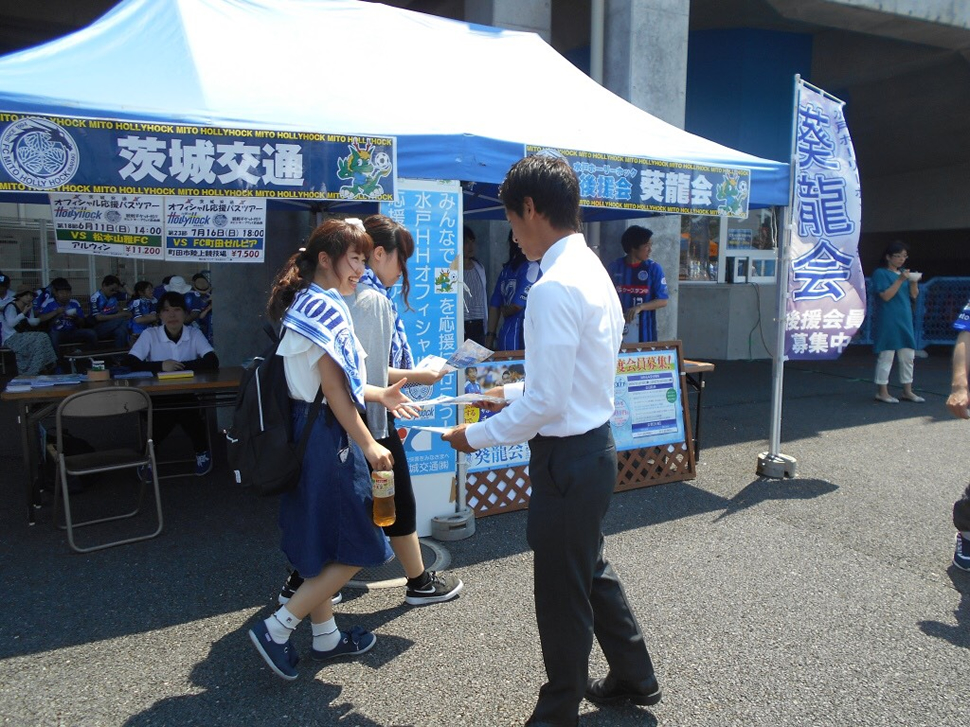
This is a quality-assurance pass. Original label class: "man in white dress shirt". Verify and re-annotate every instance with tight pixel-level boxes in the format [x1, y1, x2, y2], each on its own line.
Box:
[444, 154, 660, 727]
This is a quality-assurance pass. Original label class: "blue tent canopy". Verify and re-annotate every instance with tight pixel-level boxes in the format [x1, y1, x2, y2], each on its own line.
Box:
[0, 0, 789, 217]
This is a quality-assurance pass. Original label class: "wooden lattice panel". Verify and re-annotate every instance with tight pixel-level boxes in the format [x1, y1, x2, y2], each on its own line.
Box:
[465, 442, 695, 518]
[465, 466, 531, 516]
[615, 443, 695, 490]
[464, 341, 697, 519]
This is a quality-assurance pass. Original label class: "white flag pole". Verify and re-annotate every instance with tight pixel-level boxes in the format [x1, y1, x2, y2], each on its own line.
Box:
[757, 74, 802, 479]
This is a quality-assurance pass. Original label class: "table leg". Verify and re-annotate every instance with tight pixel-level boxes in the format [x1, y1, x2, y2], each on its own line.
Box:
[693, 373, 705, 460]
[18, 402, 36, 525]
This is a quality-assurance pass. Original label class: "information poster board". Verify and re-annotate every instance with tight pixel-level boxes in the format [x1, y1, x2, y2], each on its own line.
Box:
[463, 358, 529, 473]
[611, 347, 686, 451]
[463, 345, 687, 470]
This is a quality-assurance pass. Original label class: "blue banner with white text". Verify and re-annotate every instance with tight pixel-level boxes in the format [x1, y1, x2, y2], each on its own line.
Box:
[383, 180, 461, 476]
[527, 144, 751, 218]
[0, 111, 396, 201]
[784, 81, 866, 360]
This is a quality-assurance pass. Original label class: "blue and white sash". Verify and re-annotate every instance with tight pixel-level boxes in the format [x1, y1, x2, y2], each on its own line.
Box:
[282, 283, 366, 406]
[359, 268, 414, 370]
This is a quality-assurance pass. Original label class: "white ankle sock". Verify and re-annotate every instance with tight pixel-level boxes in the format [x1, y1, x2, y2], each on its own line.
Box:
[266, 606, 300, 644]
[311, 617, 340, 651]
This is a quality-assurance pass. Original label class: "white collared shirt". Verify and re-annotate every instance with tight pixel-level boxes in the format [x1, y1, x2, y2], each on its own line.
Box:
[129, 324, 214, 363]
[466, 233, 623, 448]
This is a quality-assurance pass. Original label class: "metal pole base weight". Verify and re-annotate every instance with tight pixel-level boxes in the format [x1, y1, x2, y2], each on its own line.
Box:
[757, 452, 797, 479]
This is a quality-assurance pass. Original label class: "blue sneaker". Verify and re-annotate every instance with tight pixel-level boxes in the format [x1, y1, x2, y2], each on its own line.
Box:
[310, 625, 376, 662]
[136, 464, 153, 483]
[954, 533, 970, 571]
[248, 620, 299, 680]
[195, 450, 211, 476]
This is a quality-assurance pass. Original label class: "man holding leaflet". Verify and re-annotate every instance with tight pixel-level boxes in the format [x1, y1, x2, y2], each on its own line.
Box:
[443, 154, 660, 727]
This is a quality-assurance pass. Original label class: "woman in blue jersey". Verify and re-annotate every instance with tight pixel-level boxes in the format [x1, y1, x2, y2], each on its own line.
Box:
[248, 219, 415, 681]
[485, 231, 542, 352]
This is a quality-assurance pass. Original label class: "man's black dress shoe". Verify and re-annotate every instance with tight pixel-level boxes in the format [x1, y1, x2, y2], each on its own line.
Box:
[585, 673, 662, 706]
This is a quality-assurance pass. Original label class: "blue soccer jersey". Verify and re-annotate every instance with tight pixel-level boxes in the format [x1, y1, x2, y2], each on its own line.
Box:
[90, 290, 121, 316]
[185, 290, 213, 343]
[607, 257, 668, 342]
[489, 260, 541, 351]
[954, 300, 970, 332]
[128, 297, 156, 335]
[40, 296, 84, 331]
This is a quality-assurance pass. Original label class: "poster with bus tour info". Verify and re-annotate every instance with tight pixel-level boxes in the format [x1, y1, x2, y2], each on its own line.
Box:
[165, 196, 266, 262]
[49, 193, 164, 260]
[611, 349, 687, 452]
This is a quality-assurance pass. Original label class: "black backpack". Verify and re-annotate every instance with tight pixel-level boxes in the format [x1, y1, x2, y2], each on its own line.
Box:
[224, 327, 323, 496]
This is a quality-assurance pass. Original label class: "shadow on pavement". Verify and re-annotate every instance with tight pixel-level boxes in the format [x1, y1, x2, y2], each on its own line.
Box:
[715, 478, 839, 521]
[917, 567, 970, 650]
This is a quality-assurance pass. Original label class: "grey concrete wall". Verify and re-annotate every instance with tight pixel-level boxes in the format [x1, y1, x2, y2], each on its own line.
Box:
[677, 282, 777, 360]
[603, 0, 690, 342]
[464, 0, 552, 40]
[212, 209, 309, 367]
[465, 0, 552, 317]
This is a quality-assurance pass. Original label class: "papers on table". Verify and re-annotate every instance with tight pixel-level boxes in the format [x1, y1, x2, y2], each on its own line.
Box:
[112, 370, 155, 380]
[6, 374, 83, 390]
[157, 370, 195, 380]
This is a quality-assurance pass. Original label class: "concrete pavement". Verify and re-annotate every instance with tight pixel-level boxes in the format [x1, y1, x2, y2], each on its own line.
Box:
[0, 346, 966, 726]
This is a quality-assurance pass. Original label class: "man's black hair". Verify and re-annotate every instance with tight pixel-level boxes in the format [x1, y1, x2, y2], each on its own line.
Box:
[620, 225, 654, 255]
[498, 154, 582, 232]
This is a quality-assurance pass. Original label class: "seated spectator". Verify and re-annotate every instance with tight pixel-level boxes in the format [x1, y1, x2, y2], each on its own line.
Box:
[0, 272, 12, 308]
[185, 273, 213, 344]
[38, 278, 98, 353]
[128, 280, 158, 342]
[2, 285, 57, 375]
[164, 275, 193, 296]
[90, 274, 132, 347]
[153, 276, 172, 302]
[123, 292, 219, 475]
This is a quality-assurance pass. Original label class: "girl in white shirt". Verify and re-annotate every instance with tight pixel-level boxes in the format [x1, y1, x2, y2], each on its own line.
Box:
[248, 218, 414, 681]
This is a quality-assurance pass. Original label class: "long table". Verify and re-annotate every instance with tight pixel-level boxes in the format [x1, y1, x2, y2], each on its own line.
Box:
[1, 367, 243, 525]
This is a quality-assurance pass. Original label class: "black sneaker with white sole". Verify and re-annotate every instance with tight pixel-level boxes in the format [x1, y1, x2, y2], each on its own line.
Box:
[405, 571, 463, 605]
[278, 570, 342, 606]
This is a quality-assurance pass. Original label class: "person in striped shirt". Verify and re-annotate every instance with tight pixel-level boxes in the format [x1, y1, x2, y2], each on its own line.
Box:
[607, 225, 668, 343]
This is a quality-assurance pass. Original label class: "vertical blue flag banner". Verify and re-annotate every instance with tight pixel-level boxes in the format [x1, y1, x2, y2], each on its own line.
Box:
[526, 144, 751, 218]
[784, 81, 865, 360]
[382, 179, 460, 476]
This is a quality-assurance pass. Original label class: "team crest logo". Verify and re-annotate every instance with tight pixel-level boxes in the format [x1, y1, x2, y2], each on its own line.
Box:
[0, 117, 80, 190]
[638, 270, 649, 281]
[214, 214, 229, 226]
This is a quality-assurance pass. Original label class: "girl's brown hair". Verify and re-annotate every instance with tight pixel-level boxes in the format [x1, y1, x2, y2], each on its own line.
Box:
[363, 214, 415, 309]
[267, 219, 373, 322]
